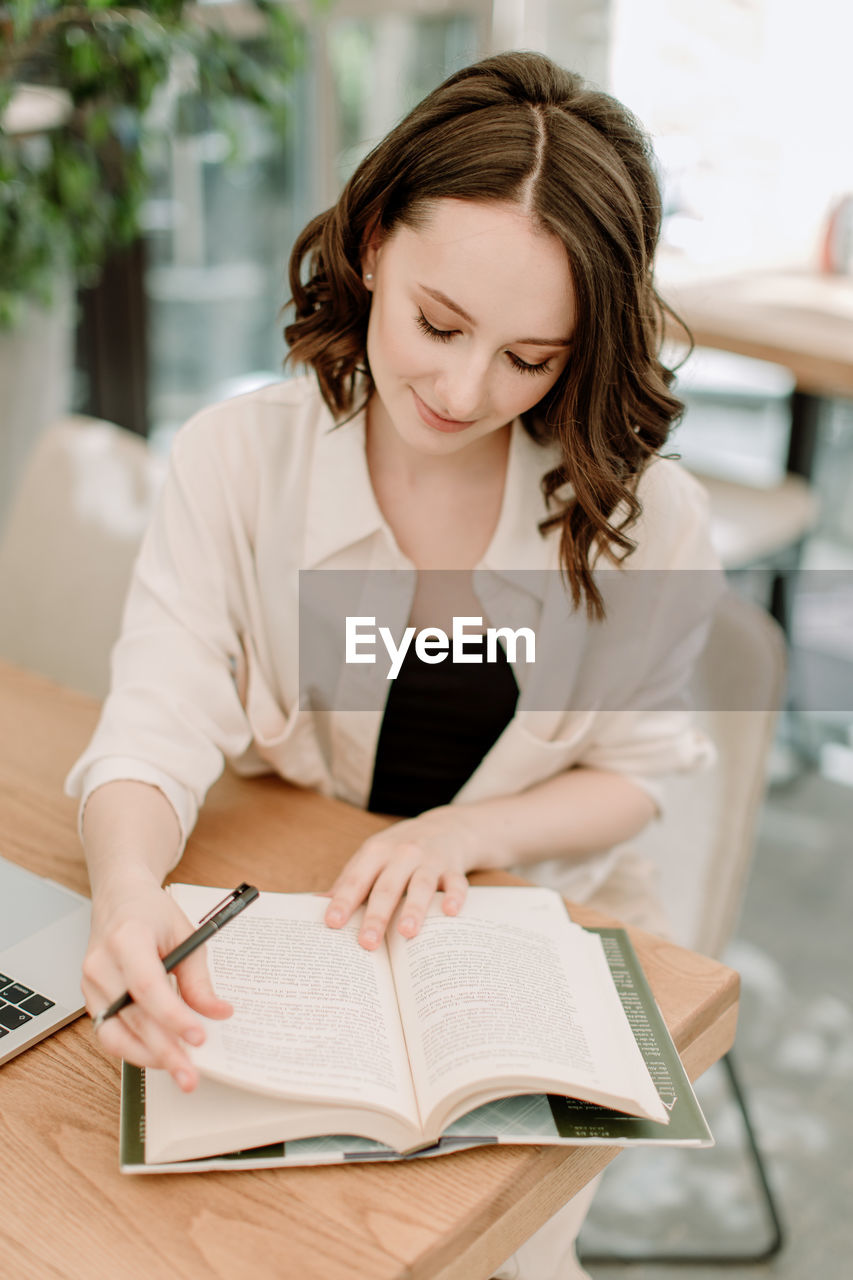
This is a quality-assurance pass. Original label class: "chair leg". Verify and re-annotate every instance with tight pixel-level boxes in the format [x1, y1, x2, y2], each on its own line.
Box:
[577, 1052, 785, 1267]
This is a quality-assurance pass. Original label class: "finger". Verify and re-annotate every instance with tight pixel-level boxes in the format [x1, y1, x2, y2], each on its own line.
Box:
[86, 923, 231, 1032]
[97, 1006, 200, 1091]
[396, 866, 443, 938]
[81, 942, 128, 1017]
[171, 946, 233, 1021]
[95, 1008, 165, 1068]
[324, 845, 387, 928]
[439, 871, 469, 916]
[108, 920, 209, 1044]
[359, 849, 429, 948]
[87, 950, 198, 1085]
[120, 1002, 200, 1088]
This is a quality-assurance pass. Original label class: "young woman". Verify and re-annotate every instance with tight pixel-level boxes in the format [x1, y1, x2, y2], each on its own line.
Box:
[70, 50, 719, 1213]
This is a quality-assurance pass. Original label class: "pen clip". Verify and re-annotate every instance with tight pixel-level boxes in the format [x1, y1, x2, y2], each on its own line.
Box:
[198, 883, 253, 925]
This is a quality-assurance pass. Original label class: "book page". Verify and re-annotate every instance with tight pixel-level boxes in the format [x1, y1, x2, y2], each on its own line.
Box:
[170, 886, 419, 1125]
[388, 886, 665, 1128]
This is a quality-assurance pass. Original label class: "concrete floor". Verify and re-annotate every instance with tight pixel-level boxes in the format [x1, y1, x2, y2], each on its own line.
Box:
[578, 767, 853, 1276]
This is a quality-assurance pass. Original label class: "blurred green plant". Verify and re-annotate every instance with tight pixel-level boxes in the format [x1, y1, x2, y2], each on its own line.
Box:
[0, 1, 305, 327]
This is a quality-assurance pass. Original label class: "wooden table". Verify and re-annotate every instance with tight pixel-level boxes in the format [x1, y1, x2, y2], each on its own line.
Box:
[661, 266, 853, 478]
[0, 661, 740, 1280]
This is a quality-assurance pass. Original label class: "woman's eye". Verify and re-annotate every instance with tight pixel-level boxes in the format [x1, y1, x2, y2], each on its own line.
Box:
[415, 309, 552, 376]
[415, 310, 456, 342]
[506, 352, 553, 376]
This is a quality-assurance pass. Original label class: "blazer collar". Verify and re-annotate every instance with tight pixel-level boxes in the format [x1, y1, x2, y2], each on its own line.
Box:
[303, 396, 563, 580]
[303, 400, 386, 569]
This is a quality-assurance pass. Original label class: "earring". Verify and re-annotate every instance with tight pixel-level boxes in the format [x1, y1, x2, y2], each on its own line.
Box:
[365, 273, 374, 283]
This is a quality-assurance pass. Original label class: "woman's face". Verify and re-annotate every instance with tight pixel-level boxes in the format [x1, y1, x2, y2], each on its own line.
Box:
[363, 199, 576, 458]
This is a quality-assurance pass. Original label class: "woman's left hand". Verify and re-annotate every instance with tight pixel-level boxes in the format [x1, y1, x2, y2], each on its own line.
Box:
[323, 806, 492, 949]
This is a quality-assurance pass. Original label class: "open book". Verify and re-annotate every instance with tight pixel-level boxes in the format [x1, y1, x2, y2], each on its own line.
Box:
[141, 884, 680, 1166]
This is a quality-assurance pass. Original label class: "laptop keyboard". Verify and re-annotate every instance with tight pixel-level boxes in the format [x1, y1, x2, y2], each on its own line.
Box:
[0, 972, 56, 1035]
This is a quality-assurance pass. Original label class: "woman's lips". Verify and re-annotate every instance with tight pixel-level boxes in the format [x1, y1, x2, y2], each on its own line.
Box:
[412, 389, 476, 433]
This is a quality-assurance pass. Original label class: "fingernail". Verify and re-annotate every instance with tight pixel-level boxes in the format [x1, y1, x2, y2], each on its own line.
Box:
[327, 909, 344, 926]
[176, 1070, 194, 1091]
[361, 929, 378, 946]
[399, 916, 416, 935]
[184, 1027, 204, 1046]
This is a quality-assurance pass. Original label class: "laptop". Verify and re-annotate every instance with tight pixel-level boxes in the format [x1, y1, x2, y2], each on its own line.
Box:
[0, 855, 91, 1066]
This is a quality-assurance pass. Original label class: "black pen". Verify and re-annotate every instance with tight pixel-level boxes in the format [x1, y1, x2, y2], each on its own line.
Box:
[91, 883, 259, 1033]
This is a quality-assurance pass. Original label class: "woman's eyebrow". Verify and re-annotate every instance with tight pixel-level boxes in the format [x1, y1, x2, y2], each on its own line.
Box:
[419, 284, 474, 324]
[418, 284, 571, 347]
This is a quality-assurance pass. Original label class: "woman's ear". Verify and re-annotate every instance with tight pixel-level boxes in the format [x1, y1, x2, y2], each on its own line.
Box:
[360, 226, 383, 289]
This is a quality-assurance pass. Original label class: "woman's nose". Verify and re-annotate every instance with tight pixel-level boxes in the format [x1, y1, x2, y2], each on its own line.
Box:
[433, 351, 489, 421]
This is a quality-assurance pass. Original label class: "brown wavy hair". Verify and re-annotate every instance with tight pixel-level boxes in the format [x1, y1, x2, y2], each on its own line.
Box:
[285, 51, 685, 619]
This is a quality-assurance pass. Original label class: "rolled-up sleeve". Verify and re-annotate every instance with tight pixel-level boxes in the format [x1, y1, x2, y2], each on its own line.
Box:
[579, 709, 716, 816]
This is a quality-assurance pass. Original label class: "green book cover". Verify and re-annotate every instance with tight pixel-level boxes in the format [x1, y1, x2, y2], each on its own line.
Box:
[120, 925, 712, 1173]
[543, 927, 712, 1145]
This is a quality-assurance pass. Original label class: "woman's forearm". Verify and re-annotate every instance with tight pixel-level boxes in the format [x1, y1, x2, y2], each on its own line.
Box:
[460, 766, 658, 871]
[82, 780, 183, 900]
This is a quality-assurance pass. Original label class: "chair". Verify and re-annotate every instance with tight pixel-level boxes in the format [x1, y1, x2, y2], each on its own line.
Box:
[580, 590, 788, 1267]
[637, 590, 787, 957]
[0, 415, 166, 699]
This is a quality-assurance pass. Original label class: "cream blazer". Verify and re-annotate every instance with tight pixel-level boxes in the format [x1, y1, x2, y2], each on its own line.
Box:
[66, 376, 724, 904]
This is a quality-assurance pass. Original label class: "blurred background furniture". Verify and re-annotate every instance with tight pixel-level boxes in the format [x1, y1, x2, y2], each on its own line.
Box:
[664, 269, 853, 483]
[663, 267, 853, 637]
[640, 591, 787, 959]
[0, 417, 166, 700]
[659, 266, 853, 778]
[668, 343, 820, 641]
[581, 590, 789, 1267]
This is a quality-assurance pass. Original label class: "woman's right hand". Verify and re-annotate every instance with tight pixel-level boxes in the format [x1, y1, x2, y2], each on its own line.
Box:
[81, 871, 233, 1091]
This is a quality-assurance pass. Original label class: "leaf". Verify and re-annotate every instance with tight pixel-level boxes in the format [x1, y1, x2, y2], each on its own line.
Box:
[1, 0, 304, 316]
[11, 0, 39, 41]
[68, 37, 105, 84]
[84, 107, 112, 147]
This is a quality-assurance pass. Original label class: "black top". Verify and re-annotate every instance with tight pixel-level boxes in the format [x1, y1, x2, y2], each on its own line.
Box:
[367, 636, 519, 817]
